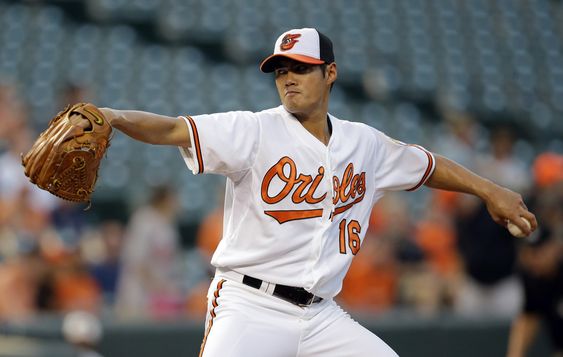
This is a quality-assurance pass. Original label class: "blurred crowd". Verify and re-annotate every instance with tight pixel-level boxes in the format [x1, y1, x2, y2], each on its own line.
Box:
[0, 83, 562, 349]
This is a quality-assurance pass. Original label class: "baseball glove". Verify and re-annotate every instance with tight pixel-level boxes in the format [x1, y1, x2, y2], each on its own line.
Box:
[21, 103, 112, 203]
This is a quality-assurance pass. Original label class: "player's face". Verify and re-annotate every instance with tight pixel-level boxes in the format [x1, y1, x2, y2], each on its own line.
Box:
[273, 59, 335, 116]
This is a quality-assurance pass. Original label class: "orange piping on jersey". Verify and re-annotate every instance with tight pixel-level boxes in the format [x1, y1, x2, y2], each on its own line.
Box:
[199, 279, 225, 357]
[264, 209, 324, 224]
[185, 115, 204, 174]
[406, 145, 434, 192]
[331, 194, 365, 220]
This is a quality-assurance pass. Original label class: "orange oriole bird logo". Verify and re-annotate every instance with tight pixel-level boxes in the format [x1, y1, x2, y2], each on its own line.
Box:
[280, 34, 301, 51]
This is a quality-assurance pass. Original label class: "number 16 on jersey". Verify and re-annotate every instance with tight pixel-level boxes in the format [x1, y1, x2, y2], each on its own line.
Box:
[338, 219, 361, 255]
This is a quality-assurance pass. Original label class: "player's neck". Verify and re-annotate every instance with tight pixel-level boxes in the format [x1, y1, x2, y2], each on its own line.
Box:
[295, 111, 331, 145]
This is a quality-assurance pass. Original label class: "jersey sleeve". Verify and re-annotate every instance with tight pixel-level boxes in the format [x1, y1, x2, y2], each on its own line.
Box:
[371, 129, 436, 191]
[178, 111, 260, 176]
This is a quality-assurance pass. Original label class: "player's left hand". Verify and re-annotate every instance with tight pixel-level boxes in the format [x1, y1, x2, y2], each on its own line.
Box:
[483, 184, 537, 237]
[21, 103, 112, 203]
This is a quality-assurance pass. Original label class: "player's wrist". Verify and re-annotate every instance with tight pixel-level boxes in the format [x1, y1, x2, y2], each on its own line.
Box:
[474, 179, 501, 203]
[99, 108, 120, 126]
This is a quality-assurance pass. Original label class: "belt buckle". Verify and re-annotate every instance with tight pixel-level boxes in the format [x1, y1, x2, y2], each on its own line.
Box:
[297, 295, 315, 307]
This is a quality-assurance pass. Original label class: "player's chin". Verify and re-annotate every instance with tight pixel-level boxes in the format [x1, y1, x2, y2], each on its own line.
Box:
[282, 99, 304, 113]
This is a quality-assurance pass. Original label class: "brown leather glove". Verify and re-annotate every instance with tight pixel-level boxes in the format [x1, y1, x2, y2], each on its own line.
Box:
[22, 103, 112, 202]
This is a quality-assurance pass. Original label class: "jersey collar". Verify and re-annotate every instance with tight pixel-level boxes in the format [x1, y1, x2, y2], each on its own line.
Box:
[278, 106, 337, 152]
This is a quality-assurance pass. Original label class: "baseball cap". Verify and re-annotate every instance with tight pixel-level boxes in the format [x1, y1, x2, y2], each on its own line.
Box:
[260, 28, 335, 73]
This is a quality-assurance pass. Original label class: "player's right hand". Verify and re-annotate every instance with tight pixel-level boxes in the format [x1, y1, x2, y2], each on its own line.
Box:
[483, 184, 537, 237]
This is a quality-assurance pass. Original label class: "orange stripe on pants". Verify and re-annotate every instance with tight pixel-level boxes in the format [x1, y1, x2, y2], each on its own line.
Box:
[199, 279, 225, 357]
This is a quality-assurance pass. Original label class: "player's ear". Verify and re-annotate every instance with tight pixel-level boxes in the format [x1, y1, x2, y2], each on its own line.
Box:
[326, 62, 337, 87]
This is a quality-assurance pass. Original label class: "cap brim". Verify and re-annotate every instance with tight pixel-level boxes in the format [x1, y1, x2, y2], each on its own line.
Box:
[259, 54, 325, 73]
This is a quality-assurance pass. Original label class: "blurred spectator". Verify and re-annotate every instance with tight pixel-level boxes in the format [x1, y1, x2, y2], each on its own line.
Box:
[507, 178, 563, 357]
[453, 126, 531, 318]
[83, 221, 125, 306]
[412, 206, 461, 310]
[115, 185, 184, 320]
[0, 245, 46, 321]
[454, 203, 522, 318]
[50, 249, 102, 313]
[415, 210, 459, 277]
[30, 228, 101, 314]
[51, 200, 88, 246]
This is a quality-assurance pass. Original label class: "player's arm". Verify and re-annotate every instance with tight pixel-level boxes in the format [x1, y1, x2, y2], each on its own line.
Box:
[424, 154, 537, 235]
[506, 313, 540, 357]
[99, 108, 191, 147]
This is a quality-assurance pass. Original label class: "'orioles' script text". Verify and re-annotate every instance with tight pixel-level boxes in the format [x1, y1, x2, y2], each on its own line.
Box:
[261, 157, 366, 223]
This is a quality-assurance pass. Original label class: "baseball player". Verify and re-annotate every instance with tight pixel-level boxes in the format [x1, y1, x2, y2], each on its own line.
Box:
[98, 28, 537, 356]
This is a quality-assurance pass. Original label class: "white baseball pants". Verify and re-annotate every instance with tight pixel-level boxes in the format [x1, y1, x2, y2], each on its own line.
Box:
[199, 272, 399, 357]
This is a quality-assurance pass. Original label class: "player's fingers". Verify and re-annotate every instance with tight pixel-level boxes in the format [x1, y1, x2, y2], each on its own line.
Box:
[69, 114, 92, 130]
[491, 213, 506, 227]
[506, 213, 534, 236]
[521, 210, 538, 232]
[514, 217, 532, 236]
[501, 192, 535, 234]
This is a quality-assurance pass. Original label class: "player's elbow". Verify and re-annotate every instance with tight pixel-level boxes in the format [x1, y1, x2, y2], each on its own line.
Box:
[142, 118, 190, 147]
[169, 119, 191, 147]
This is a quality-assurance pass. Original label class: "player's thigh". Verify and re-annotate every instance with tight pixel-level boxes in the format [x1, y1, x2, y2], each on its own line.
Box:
[299, 302, 398, 357]
[200, 278, 300, 357]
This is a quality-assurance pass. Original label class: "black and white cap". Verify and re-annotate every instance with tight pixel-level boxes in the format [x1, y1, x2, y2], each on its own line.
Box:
[260, 28, 335, 73]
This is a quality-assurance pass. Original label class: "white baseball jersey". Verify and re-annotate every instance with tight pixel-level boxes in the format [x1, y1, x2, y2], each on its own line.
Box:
[179, 105, 434, 299]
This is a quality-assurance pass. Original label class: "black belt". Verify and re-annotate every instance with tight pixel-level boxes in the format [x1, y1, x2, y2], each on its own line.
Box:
[242, 275, 323, 307]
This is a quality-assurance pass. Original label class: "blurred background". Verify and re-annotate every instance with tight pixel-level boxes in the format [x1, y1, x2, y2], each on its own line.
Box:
[0, 0, 562, 356]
